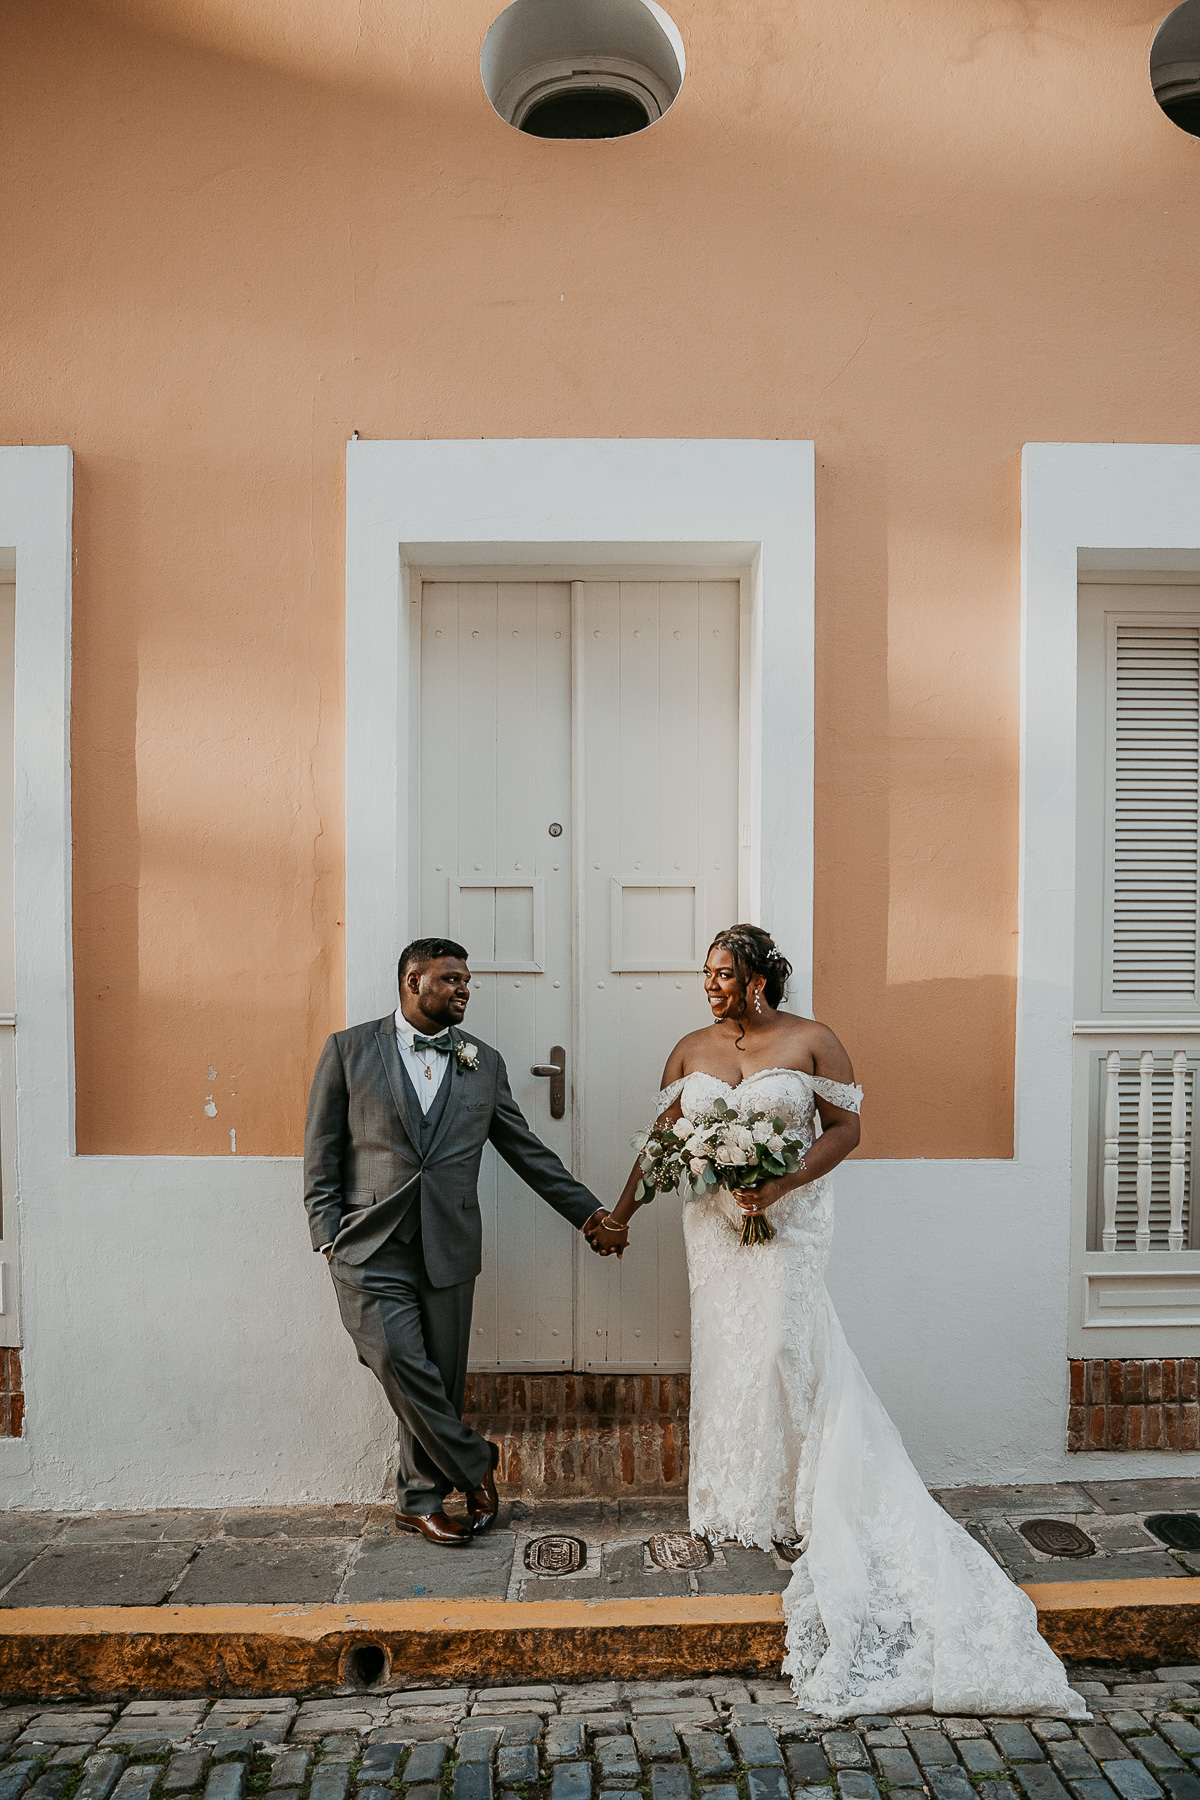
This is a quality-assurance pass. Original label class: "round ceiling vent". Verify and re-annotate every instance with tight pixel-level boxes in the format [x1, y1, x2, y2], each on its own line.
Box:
[1153, 1, 1200, 136]
[481, 0, 685, 140]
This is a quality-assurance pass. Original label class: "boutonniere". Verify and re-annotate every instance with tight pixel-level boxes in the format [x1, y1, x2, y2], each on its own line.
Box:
[455, 1041, 479, 1071]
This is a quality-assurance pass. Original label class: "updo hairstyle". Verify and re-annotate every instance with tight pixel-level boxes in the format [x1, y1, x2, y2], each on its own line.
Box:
[707, 923, 792, 1010]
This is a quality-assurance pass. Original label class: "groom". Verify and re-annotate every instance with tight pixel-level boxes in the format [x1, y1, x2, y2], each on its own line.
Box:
[304, 937, 614, 1545]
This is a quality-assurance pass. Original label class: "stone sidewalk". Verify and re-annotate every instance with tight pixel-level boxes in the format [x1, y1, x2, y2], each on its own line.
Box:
[2, 1478, 1200, 1607]
[5, 1670, 1200, 1800]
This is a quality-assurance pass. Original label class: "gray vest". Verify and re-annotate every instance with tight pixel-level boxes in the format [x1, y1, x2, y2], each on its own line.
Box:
[390, 1057, 454, 1242]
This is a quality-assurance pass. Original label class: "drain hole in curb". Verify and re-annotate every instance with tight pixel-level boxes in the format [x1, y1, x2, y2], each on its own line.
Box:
[343, 1640, 389, 1687]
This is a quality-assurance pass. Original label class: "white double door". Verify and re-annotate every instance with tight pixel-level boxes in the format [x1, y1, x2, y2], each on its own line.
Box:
[419, 578, 740, 1369]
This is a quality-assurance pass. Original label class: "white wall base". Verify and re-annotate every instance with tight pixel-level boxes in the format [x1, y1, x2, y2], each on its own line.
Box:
[0, 1156, 396, 1511]
[0, 1147, 1190, 1509]
[831, 1158, 1200, 1487]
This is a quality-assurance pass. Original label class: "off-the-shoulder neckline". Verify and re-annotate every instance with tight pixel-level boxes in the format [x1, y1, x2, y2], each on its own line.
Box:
[682, 1067, 860, 1094]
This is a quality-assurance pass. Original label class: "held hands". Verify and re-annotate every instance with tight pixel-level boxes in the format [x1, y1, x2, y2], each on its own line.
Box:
[583, 1208, 630, 1258]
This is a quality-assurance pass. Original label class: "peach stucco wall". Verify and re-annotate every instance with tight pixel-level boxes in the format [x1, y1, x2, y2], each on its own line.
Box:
[2, 0, 1194, 1157]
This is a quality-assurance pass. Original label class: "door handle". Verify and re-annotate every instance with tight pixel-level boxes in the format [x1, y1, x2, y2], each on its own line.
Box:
[531, 1046, 566, 1119]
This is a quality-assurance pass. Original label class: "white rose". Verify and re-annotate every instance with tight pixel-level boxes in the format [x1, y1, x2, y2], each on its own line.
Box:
[673, 1117, 694, 1139]
[715, 1142, 741, 1164]
[752, 1119, 773, 1144]
[689, 1156, 708, 1176]
[767, 1133, 784, 1154]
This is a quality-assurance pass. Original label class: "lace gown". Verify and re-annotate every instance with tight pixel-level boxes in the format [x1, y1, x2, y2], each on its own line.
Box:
[656, 1068, 1085, 1720]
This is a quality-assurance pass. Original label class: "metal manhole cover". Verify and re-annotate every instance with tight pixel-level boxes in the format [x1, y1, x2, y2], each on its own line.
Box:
[1145, 1513, 1200, 1551]
[647, 1532, 713, 1570]
[773, 1540, 804, 1564]
[524, 1534, 586, 1575]
[1018, 1518, 1096, 1558]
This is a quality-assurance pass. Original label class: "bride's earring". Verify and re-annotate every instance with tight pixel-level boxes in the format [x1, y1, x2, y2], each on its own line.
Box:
[754, 989, 763, 1014]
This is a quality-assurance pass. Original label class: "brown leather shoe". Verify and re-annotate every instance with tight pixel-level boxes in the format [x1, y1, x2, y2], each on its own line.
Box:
[394, 1508, 471, 1546]
[467, 1440, 501, 1535]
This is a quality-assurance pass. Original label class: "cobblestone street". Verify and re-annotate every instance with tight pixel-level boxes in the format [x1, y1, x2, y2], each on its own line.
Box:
[5, 1672, 1200, 1800]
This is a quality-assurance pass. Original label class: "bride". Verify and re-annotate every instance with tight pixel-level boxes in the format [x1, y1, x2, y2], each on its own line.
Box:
[584, 923, 1085, 1720]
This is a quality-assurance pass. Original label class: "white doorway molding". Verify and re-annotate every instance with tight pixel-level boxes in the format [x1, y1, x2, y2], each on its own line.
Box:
[0, 449, 74, 1176]
[0, 448, 71, 1479]
[1021, 444, 1200, 1366]
[344, 439, 816, 1026]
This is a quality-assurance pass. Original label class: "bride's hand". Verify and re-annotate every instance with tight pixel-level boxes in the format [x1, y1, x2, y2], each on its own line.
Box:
[732, 1179, 785, 1215]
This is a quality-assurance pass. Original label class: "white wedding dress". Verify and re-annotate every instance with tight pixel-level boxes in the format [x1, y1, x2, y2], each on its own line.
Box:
[656, 1067, 1086, 1720]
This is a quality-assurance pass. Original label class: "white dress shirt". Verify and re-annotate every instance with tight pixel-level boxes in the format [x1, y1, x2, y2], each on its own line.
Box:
[394, 1007, 451, 1113]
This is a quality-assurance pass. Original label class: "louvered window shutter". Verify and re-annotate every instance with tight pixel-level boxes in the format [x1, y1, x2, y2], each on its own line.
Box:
[1104, 621, 1200, 1009]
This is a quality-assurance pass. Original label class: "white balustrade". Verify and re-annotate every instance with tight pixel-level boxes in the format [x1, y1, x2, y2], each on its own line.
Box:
[1102, 1048, 1121, 1252]
[1094, 1044, 1196, 1255]
[1137, 1048, 1154, 1253]
[1172, 1048, 1189, 1253]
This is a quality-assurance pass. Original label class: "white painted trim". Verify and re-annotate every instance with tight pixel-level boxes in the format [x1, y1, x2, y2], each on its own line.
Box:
[1021, 444, 1200, 1362]
[344, 440, 816, 1026]
[0, 449, 73, 1380]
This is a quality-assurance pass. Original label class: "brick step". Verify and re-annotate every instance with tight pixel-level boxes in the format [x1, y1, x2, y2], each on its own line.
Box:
[463, 1371, 689, 1498]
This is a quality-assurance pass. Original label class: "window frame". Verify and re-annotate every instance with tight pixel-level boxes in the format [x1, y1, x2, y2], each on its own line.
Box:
[1022, 444, 1200, 1358]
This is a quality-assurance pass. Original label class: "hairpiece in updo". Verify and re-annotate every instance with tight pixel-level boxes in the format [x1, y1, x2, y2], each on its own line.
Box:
[707, 923, 793, 1011]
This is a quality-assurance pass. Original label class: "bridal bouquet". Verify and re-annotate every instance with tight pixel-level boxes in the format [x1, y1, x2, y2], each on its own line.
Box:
[631, 1098, 806, 1246]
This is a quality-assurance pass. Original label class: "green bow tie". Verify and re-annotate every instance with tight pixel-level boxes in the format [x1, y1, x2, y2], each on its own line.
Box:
[413, 1033, 452, 1054]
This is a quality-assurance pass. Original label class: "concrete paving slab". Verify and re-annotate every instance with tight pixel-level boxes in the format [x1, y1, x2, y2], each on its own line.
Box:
[1, 1545, 197, 1607]
[1082, 1484, 1200, 1517]
[1085, 1519, 1165, 1555]
[0, 1548, 52, 1595]
[220, 1510, 370, 1540]
[342, 1536, 514, 1602]
[933, 1486, 1096, 1518]
[170, 1542, 351, 1604]
[0, 1521, 67, 1547]
[695, 1547, 789, 1597]
[56, 1516, 214, 1545]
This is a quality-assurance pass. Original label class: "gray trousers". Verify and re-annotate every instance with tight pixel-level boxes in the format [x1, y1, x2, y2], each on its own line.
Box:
[330, 1230, 492, 1514]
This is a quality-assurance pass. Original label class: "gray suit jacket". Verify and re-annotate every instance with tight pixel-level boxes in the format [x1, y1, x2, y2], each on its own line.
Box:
[303, 1017, 600, 1289]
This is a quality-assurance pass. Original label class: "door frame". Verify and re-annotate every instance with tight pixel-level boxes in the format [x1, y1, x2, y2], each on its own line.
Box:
[345, 440, 817, 1037]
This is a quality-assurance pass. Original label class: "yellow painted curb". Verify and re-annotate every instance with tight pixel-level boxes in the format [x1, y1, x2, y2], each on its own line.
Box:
[0, 1582, 1197, 1698]
[0, 1596, 787, 1699]
[1022, 1576, 1200, 1664]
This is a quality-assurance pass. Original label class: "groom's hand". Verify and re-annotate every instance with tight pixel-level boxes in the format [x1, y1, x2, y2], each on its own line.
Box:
[583, 1208, 629, 1257]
